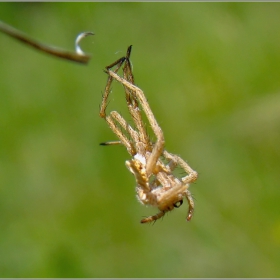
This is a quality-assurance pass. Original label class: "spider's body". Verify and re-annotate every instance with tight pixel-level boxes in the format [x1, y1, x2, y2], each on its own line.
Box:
[100, 46, 198, 223]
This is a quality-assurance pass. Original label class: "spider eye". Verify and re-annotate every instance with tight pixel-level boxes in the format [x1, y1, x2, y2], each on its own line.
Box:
[174, 200, 183, 208]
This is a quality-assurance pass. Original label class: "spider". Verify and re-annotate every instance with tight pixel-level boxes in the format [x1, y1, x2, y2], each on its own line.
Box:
[99, 45, 198, 223]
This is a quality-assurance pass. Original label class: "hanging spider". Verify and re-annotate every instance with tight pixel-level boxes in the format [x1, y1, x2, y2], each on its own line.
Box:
[99, 45, 198, 223]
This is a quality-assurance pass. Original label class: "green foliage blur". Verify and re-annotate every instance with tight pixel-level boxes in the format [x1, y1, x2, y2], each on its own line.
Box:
[0, 2, 280, 278]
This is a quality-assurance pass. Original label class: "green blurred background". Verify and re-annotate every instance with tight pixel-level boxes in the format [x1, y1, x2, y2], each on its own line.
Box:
[0, 2, 280, 278]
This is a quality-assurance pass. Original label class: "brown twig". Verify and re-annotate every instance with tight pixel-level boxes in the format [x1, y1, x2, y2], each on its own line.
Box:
[0, 20, 93, 64]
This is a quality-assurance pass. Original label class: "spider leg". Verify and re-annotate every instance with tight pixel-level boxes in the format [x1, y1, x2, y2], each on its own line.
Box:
[163, 151, 198, 184]
[100, 140, 122, 146]
[185, 189, 195, 221]
[140, 211, 165, 224]
[122, 46, 151, 153]
[101, 107, 149, 158]
[100, 46, 134, 120]
[103, 46, 163, 173]
[100, 52, 137, 154]
[110, 111, 140, 152]
[100, 56, 126, 118]
[106, 69, 165, 176]
[100, 47, 149, 156]
[162, 150, 197, 221]
[103, 113, 136, 155]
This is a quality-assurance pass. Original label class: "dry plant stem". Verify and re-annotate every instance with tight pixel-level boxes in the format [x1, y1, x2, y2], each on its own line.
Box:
[100, 45, 198, 223]
[0, 20, 93, 64]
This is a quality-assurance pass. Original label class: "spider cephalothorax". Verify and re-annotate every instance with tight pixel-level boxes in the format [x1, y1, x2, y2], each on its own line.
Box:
[100, 46, 198, 223]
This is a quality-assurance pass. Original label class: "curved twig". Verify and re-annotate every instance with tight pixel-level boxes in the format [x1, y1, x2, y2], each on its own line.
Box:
[0, 20, 94, 64]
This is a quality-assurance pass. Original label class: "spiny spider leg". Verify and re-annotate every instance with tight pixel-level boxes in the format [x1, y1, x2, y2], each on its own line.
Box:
[122, 46, 150, 150]
[99, 55, 137, 154]
[100, 140, 122, 146]
[106, 69, 165, 176]
[163, 151, 198, 184]
[103, 114, 135, 155]
[100, 56, 126, 118]
[100, 46, 150, 156]
[185, 190, 195, 221]
[161, 150, 197, 221]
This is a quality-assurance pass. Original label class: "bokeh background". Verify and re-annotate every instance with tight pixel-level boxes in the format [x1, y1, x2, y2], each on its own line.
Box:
[0, 2, 280, 278]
